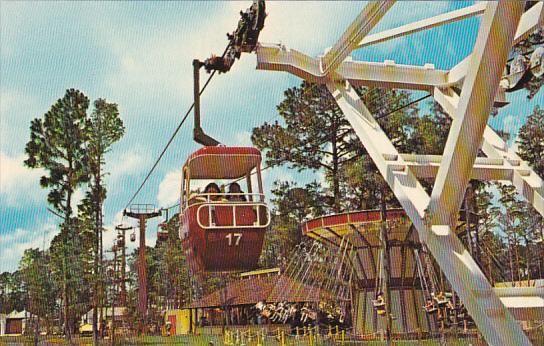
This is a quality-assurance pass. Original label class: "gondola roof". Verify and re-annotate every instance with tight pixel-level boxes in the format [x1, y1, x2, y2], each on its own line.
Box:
[184, 146, 261, 180]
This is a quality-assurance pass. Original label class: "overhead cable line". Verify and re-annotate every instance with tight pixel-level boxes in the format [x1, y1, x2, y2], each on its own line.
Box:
[123, 45, 231, 210]
[230, 91, 431, 186]
[154, 83, 432, 211]
[374, 93, 432, 121]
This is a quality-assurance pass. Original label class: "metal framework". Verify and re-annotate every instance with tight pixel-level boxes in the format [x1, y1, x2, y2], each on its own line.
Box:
[255, 2, 544, 345]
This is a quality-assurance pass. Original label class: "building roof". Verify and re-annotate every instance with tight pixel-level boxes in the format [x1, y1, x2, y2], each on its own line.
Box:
[82, 307, 127, 320]
[7, 310, 31, 319]
[188, 274, 332, 309]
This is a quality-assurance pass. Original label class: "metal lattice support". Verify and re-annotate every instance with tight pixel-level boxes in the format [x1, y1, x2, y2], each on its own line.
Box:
[256, 2, 544, 345]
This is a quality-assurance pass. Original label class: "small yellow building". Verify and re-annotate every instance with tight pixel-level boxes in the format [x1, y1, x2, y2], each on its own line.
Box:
[163, 309, 196, 335]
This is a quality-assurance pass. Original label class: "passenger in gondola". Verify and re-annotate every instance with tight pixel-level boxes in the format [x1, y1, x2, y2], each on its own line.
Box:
[203, 183, 224, 225]
[204, 183, 223, 201]
[227, 182, 247, 201]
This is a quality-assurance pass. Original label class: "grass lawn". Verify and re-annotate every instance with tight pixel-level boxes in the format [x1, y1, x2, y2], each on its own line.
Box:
[0, 334, 490, 346]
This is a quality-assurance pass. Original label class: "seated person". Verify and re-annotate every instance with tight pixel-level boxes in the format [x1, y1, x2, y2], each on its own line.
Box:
[373, 293, 385, 307]
[204, 183, 223, 202]
[227, 182, 247, 201]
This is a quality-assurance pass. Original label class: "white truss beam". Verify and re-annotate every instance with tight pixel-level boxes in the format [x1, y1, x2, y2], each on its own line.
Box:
[327, 79, 531, 346]
[483, 129, 544, 215]
[495, 287, 544, 321]
[258, 2, 543, 91]
[357, 2, 487, 49]
[435, 87, 544, 216]
[427, 2, 524, 227]
[339, 60, 446, 91]
[447, 2, 544, 87]
[256, 45, 447, 91]
[320, 1, 395, 75]
[388, 154, 533, 181]
[327, 81, 429, 228]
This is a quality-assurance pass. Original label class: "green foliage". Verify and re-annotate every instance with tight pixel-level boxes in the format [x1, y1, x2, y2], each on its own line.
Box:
[151, 215, 190, 309]
[408, 102, 451, 155]
[252, 81, 364, 211]
[341, 155, 390, 211]
[0, 271, 25, 313]
[259, 181, 328, 267]
[23, 89, 125, 337]
[84, 98, 125, 208]
[517, 105, 544, 177]
[19, 249, 58, 320]
[25, 89, 90, 216]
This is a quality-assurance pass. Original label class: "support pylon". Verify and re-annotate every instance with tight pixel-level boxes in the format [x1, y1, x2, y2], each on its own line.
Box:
[115, 224, 132, 306]
[124, 204, 161, 332]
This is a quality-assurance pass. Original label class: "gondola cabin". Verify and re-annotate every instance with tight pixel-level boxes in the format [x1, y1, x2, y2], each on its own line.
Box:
[157, 223, 169, 241]
[179, 146, 270, 273]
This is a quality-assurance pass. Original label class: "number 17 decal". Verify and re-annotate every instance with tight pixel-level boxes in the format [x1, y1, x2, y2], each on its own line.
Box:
[226, 233, 242, 246]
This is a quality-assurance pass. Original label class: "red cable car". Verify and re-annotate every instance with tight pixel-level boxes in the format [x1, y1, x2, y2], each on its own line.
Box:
[179, 146, 270, 273]
[157, 222, 169, 241]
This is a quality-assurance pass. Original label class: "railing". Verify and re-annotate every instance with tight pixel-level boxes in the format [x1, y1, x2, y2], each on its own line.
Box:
[185, 192, 266, 206]
[196, 201, 270, 229]
[127, 203, 159, 214]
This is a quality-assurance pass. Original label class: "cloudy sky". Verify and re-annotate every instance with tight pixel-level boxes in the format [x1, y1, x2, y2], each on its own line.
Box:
[1, 1, 542, 272]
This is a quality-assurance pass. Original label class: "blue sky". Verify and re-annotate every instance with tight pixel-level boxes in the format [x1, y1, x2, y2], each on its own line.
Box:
[1, 1, 542, 272]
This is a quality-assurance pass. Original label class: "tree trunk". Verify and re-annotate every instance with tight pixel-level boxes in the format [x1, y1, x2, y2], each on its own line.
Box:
[507, 233, 515, 284]
[99, 223, 104, 338]
[514, 237, 521, 283]
[93, 185, 99, 344]
[331, 116, 340, 213]
[64, 185, 72, 344]
[93, 145, 102, 345]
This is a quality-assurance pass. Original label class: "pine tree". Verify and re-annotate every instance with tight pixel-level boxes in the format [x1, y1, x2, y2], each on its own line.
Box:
[83, 98, 124, 344]
[517, 106, 544, 177]
[25, 88, 91, 340]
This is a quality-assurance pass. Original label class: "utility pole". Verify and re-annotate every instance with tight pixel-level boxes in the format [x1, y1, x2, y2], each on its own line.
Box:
[109, 243, 118, 346]
[124, 205, 161, 333]
[115, 225, 131, 306]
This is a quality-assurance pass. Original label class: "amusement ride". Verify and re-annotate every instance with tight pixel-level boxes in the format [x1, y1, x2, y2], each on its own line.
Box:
[118, 1, 544, 345]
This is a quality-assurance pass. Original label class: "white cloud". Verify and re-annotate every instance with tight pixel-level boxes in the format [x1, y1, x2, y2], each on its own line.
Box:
[0, 220, 58, 272]
[0, 152, 46, 207]
[106, 148, 150, 182]
[259, 2, 366, 55]
[157, 169, 182, 207]
[100, 3, 245, 108]
[97, 2, 375, 114]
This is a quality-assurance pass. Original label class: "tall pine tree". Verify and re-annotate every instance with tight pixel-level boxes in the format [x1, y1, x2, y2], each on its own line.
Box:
[25, 88, 91, 340]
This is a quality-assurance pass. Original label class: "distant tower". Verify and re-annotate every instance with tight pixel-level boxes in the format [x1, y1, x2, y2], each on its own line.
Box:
[124, 204, 161, 328]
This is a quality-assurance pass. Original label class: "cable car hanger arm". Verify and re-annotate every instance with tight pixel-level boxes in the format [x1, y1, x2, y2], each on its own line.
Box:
[192, 0, 266, 147]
